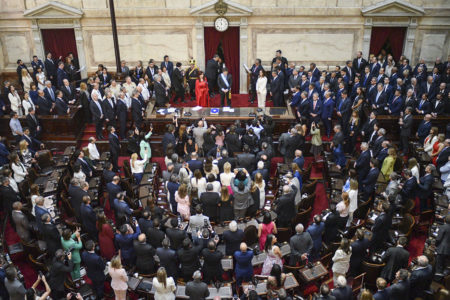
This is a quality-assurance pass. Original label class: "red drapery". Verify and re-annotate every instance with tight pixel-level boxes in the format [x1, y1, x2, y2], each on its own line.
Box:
[41, 29, 78, 60]
[204, 27, 240, 94]
[369, 27, 406, 61]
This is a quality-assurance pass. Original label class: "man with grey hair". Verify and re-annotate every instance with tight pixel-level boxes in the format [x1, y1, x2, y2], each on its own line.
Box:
[417, 164, 435, 211]
[41, 212, 61, 256]
[372, 127, 386, 158]
[289, 223, 313, 265]
[409, 255, 432, 298]
[154, 73, 169, 107]
[185, 270, 210, 299]
[355, 142, 371, 184]
[275, 180, 298, 228]
[331, 275, 352, 300]
[34, 196, 50, 230]
[222, 220, 244, 256]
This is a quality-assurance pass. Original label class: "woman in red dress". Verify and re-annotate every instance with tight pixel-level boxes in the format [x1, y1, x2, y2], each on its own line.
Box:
[195, 71, 210, 107]
[96, 212, 116, 260]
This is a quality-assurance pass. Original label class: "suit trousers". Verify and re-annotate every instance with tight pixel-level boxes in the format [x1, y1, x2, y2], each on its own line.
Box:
[257, 92, 266, 108]
[110, 151, 119, 172]
[234, 208, 247, 219]
[173, 88, 185, 103]
[94, 119, 103, 138]
[400, 135, 409, 154]
[436, 253, 449, 274]
[322, 118, 332, 137]
[91, 279, 104, 299]
[250, 81, 257, 101]
[221, 92, 231, 107]
[208, 77, 216, 95]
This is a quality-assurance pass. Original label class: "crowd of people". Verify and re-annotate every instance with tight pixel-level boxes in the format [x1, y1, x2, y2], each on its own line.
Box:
[0, 48, 450, 300]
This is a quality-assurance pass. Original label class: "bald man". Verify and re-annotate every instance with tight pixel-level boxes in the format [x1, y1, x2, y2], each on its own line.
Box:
[409, 255, 432, 298]
[134, 233, 156, 274]
[234, 243, 254, 285]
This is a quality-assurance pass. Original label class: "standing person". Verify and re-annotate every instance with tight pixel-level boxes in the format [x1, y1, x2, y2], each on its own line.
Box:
[130, 153, 147, 184]
[205, 54, 219, 97]
[310, 121, 323, 160]
[61, 228, 83, 280]
[270, 70, 284, 107]
[248, 59, 264, 104]
[256, 69, 267, 109]
[185, 59, 199, 101]
[399, 107, 413, 155]
[108, 126, 120, 172]
[186, 270, 210, 299]
[48, 250, 73, 299]
[82, 240, 106, 299]
[332, 238, 352, 286]
[435, 214, 450, 276]
[5, 266, 26, 300]
[153, 267, 176, 300]
[90, 93, 104, 140]
[195, 72, 210, 107]
[218, 68, 233, 107]
[109, 255, 128, 300]
[175, 184, 190, 220]
[96, 212, 115, 260]
[9, 86, 22, 116]
[261, 234, 283, 276]
[258, 211, 277, 251]
[172, 62, 185, 104]
[289, 223, 313, 266]
[234, 243, 254, 286]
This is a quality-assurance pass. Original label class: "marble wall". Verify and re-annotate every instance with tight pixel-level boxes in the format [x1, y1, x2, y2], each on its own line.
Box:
[0, 33, 33, 68]
[419, 33, 447, 61]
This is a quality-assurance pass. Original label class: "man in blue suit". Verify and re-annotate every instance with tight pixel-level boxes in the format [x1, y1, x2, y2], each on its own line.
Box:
[306, 215, 325, 260]
[388, 89, 404, 116]
[160, 55, 174, 78]
[56, 62, 68, 88]
[76, 150, 92, 178]
[36, 90, 53, 115]
[373, 278, 389, 300]
[350, 76, 360, 99]
[299, 74, 310, 92]
[409, 255, 433, 299]
[416, 94, 431, 115]
[371, 84, 387, 115]
[349, 229, 370, 276]
[186, 152, 203, 174]
[369, 57, 380, 77]
[113, 192, 133, 227]
[289, 86, 301, 112]
[295, 91, 310, 122]
[44, 81, 56, 103]
[81, 240, 105, 299]
[331, 276, 352, 300]
[354, 142, 371, 185]
[336, 91, 352, 132]
[107, 176, 123, 209]
[115, 221, 140, 266]
[417, 164, 435, 211]
[420, 76, 437, 100]
[293, 150, 305, 170]
[234, 243, 254, 286]
[416, 114, 432, 144]
[309, 93, 322, 124]
[79, 196, 98, 241]
[362, 158, 380, 202]
[321, 91, 334, 138]
[54, 90, 69, 116]
[34, 196, 50, 231]
[309, 63, 320, 83]
[399, 169, 417, 205]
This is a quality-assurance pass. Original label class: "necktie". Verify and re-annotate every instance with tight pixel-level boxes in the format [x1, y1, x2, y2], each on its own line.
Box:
[49, 88, 54, 100]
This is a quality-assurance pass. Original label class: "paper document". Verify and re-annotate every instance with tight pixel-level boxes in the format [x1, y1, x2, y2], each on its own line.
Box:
[243, 64, 250, 73]
[192, 106, 202, 111]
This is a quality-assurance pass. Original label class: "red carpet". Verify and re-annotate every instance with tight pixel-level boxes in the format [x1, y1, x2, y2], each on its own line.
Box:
[169, 93, 274, 108]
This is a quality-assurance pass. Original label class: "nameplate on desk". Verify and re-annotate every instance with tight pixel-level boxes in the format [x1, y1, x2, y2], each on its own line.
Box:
[137, 278, 155, 293]
[210, 108, 219, 115]
[127, 277, 141, 290]
[251, 252, 267, 266]
[176, 284, 232, 299]
[280, 243, 291, 257]
[221, 257, 233, 270]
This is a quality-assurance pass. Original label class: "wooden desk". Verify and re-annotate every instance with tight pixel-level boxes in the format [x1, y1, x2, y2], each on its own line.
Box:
[242, 273, 299, 295]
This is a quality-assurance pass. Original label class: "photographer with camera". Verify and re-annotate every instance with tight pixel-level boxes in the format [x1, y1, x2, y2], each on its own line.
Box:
[48, 249, 74, 299]
[5, 265, 26, 300]
[61, 227, 83, 280]
[26, 273, 51, 300]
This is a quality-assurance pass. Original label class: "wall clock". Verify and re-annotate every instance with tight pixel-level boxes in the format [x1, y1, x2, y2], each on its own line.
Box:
[214, 16, 229, 32]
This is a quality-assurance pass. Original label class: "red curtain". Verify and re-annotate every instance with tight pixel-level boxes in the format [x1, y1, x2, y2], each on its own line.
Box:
[41, 29, 78, 60]
[204, 27, 240, 94]
[369, 27, 406, 61]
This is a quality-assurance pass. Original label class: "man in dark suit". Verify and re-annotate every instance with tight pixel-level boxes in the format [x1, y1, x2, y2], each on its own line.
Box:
[416, 113, 432, 144]
[76, 150, 92, 178]
[369, 57, 380, 77]
[186, 152, 203, 174]
[131, 90, 143, 129]
[102, 90, 116, 127]
[353, 51, 367, 76]
[11, 201, 31, 242]
[205, 54, 220, 97]
[388, 89, 404, 116]
[409, 255, 433, 299]
[81, 240, 106, 299]
[336, 91, 352, 131]
[362, 159, 380, 202]
[172, 62, 185, 104]
[275, 183, 297, 228]
[56, 62, 68, 88]
[270, 69, 284, 107]
[435, 214, 450, 275]
[134, 234, 156, 274]
[34, 197, 50, 231]
[373, 278, 389, 300]
[371, 84, 387, 115]
[108, 126, 120, 172]
[436, 139, 450, 171]
[161, 55, 174, 77]
[68, 179, 88, 221]
[166, 218, 187, 250]
[48, 249, 74, 299]
[386, 269, 410, 299]
[248, 59, 263, 103]
[54, 90, 69, 116]
[41, 213, 61, 256]
[420, 76, 437, 100]
[354, 142, 371, 185]
[44, 52, 57, 85]
[200, 184, 220, 223]
[380, 237, 409, 282]
[416, 94, 432, 115]
[289, 223, 313, 266]
[222, 221, 244, 255]
[217, 149, 237, 173]
[349, 229, 370, 276]
[432, 92, 446, 116]
[116, 94, 128, 139]
[26, 108, 41, 137]
[31, 55, 44, 75]
[399, 169, 417, 205]
[36, 90, 53, 115]
[21, 127, 43, 154]
[417, 164, 435, 211]
[102, 162, 115, 184]
[371, 128, 386, 158]
[370, 201, 391, 252]
[80, 195, 98, 241]
[399, 107, 413, 155]
[61, 79, 76, 104]
[186, 270, 210, 298]
[331, 276, 352, 300]
[218, 68, 233, 107]
[237, 145, 256, 174]
[154, 238, 177, 280]
[89, 93, 104, 140]
[201, 241, 224, 283]
[107, 176, 122, 208]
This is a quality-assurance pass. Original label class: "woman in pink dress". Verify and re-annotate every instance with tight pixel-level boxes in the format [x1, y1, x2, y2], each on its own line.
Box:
[258, 211, 277, 251]
[175, 184, 191, 220]
[195, 71, 210, 107]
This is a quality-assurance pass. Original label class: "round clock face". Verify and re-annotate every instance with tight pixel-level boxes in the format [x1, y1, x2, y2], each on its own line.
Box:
[215, 17, 229, 32]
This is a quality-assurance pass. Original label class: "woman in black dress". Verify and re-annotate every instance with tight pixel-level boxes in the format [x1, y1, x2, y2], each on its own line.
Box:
[219, 186, 234, 223]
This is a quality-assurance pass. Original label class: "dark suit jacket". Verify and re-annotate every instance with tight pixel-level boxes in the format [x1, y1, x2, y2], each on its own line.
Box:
[186, 280, 210, 300]
[400, 114, 413, 136]
[349, 238, 369, 275]
[355, 150, 371, 181]
[224, 133, 241, 155]
[436, 147, 450, 170]
[154, 81, 168, 106]
[223, 229, 244, 256]
[201, 248, 224, 280]
[373, 290, 389, 300]
[436, 223, 450, 255]
[331, 286, 352, 300]
[57, 68, 68, 88]
[106, 182, 122, 204]
[160, 61, 174, 77]
[218, 73, 232, 94]
[417, 173, 433, 200]
[353, 57, 367, 75]
[178, 245, 203, 277]
[103, 169, 115, 184]
[156, 247, 178, 277]
[166, 227, 187, 250]
[55, 98, 68, 115]
[387, 280, 409, 299]
[200, 191, 220, 219]
[36, 96, 53, 115]
[275, 185, 297, 222]
[81, 251, 106, 283]
[370, 212, 390, 250]
[237, 153, 256, 173]
[89, 100, 103, 122]
[109, 133, 120, 155]
[172, 68, 184, 91]
[162, 132, 176, 154]
[131, 98, 143, 123]
[48, 259, 74, 292]
[409, 265, 433, 298]
[399, 177, 417, 203]
[26, 113, 40, 136]
[362, 168, 380, 195]
[205, 59, 219, 82]
[381, 246, 410, 281]
[61, 84, 76, 103]
[134, 241, 156, 274]
[102, 98, 116, 121]
[80, 203, 97, 236]
[44, 58, 57, 77]
[68, 185, 88, 219]
[146, 226, 165, 249]
[42, 223, 61, 256]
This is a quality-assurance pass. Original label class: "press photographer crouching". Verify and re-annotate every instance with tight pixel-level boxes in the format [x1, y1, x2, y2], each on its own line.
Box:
[48, 249, 74, 299]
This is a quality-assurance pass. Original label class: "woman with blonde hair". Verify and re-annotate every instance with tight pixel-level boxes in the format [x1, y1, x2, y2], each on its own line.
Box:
[175, 184, 190, 220]
[336, 192, 350, 230]
[219, 185, 234, 222]
[347, 179, 358, 227]
[255, 172, 266, 209]
[408, 157, 420, 181]
[220, 162, 234, 189]
[130, 152, 147, 184]
[21, 69, 33, 93]
[431, 133, 445, 166]
[108, 255, 128, 300]
[153, 267, 176, 300]
[19, 139, 34, 168]
[381, 147, 397, 180]
[9, 85, 22, 116]
[332, 238, 352, 286]
[22, 92, 35, 115]
[359, 289, 374, 300]
[424, 126, 438, 156]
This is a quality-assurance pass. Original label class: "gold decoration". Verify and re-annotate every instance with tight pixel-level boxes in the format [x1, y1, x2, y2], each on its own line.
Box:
[215, 0, 228, 16]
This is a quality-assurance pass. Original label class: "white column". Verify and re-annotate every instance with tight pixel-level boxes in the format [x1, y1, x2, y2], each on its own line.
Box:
[403, 18, 417, 64]
[31, 20, 45, 59]
[239, 17, 248, 94]
[73, 20, 87, 78]
[362, 18, 372, 59]
[195, 18, 205, 71]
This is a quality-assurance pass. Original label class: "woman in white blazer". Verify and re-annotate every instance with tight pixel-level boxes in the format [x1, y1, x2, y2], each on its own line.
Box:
[11, 153, 28, 183]
[256, 69, 267, 108]
[22, 92, 35, 115]
[8, 86, 23, 116]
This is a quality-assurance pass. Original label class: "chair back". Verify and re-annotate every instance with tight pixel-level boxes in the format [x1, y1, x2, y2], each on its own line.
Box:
[276, 227, 292, 244]
[320, 252, 333, 269]
[299, 192, 316, 211]
[351, 272, 366, 297]
[362, 261, 385, 290]
[302, 179, 317, 195]
[293, 206, 312, 229]
[244, 225, 259, 247]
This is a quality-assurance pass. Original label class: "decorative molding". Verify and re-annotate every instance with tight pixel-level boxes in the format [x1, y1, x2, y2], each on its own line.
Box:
[24, 1, 83, 19]
[190, 0, 252, 17]
[362, 0, 425, 17]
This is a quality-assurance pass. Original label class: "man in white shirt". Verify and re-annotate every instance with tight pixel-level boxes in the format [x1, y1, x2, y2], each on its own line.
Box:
[138, 78, 150, 101]
[87, 137, 100, 162]
[91, 83, 102, 100]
